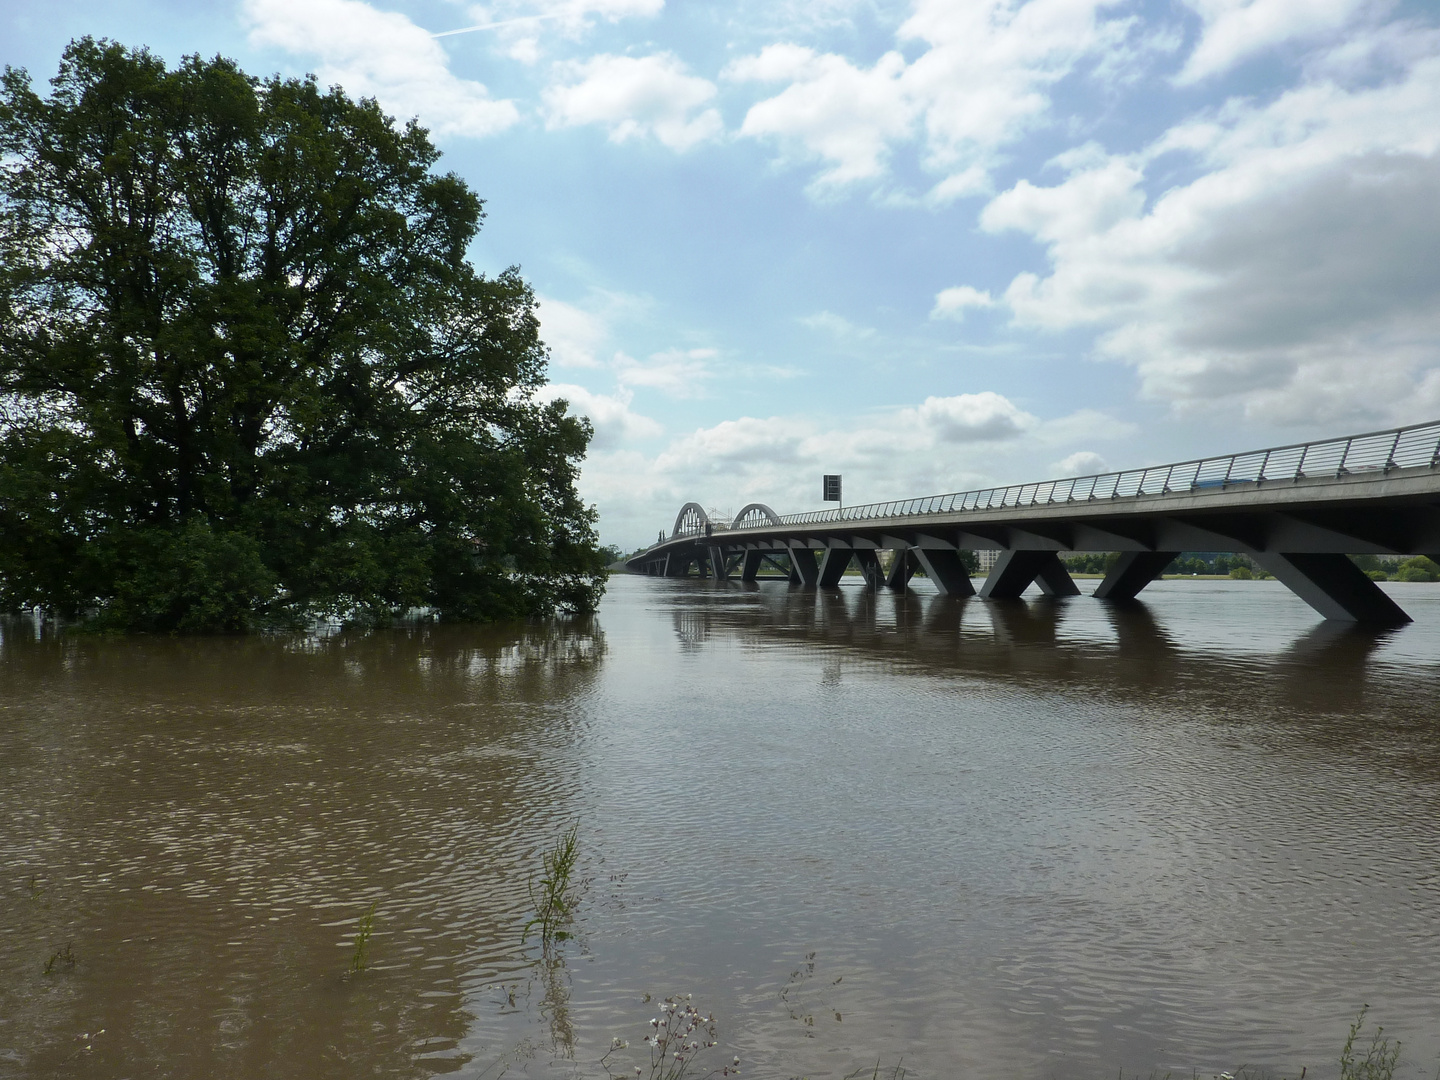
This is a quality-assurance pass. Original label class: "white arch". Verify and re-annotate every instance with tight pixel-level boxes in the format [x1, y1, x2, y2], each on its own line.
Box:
[671, 502, 710, 537]
[731, 503, 782, 530]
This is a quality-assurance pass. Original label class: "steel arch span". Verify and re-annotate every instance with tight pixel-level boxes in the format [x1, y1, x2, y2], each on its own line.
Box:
[732, 503, 782, 529]
[671, 502, 711, 538]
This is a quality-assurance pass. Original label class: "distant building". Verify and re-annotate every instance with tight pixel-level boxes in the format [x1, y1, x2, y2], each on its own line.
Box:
[975, 548, 1001, 572]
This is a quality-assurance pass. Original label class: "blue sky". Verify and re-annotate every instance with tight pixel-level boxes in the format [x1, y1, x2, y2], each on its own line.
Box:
[4, 0, 1439, 548]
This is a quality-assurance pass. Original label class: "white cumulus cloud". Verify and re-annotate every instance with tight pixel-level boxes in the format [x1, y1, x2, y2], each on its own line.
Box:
[543, 52, 722, 150]
[727, 0, 1135, 199]
[1176, 0, 1375, 83]
[1054, 450, 1109, 475]
[912, 392, 1038, 442]
[983, 52, 1440, 425]
[727, 45, 915, 189]
[243, 0, 519, 138]
[538, 296, 608, 369]
[931, 285, 997, 321]
[536, 383, 662, 447]
[614, 348, 717, 397]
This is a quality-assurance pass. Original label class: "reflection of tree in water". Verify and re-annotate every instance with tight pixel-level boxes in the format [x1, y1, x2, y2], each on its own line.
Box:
[0, 616, 607, 1079]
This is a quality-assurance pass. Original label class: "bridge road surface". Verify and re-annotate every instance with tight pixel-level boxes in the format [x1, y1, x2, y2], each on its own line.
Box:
[626, 420, 1440, 625]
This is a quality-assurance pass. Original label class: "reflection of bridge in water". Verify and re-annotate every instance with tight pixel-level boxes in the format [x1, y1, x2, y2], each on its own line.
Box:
[659, 582, 1420, 724]
[626, 420, 1440, 624]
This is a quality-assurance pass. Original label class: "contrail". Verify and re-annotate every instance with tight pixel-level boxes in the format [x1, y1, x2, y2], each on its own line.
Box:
[433, 13, 561, 37]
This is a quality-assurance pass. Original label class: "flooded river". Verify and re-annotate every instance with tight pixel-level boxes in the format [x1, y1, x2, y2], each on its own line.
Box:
[3, 575, 1440, 1079]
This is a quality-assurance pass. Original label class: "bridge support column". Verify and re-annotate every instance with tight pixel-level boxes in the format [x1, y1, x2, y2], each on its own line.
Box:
[710, 547, 731, 580]
[854, 549, 885, 590]
[979, 550, 1080, 599]
[741, 550, 764, 581]
[1036, 556, 1081, 596]
[913, 549, 976, 597]
[1252, 552, 1412, 624]
[886, 550, 917, 591]
[789, 546, 820, 586]
[1093, 551, 1179, 601]
[817, 548, 853, 587]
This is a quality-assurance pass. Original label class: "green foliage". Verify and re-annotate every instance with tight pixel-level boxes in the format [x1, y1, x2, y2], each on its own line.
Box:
[1063, 552, 1118, 575]
[94, 520, 276, 633]
[1350, 554, 1386, 575]
[1230, 565, 1254, 580]
[1061, 551, 1275, 578]
[43, 942, 75, 974]
[1394, 556, 1440, 582]
[0, 39, 605, 631]
[524, 822, 582, 948]
[1339, 1007, 1401, 1080]
[349, 901, 377, 973]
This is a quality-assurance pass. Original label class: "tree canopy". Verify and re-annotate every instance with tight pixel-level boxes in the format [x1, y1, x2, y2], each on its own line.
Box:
[0, 39, 605, 631]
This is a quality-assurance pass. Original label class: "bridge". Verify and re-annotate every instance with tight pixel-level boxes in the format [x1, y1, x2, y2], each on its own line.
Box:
[624, 419, 1440, 625]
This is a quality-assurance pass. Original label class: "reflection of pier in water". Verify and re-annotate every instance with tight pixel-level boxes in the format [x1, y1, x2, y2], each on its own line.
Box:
[668, 582, 1415, 725]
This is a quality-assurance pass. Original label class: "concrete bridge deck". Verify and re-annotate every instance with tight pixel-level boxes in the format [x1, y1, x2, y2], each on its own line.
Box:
[625, 420, 1440, 624]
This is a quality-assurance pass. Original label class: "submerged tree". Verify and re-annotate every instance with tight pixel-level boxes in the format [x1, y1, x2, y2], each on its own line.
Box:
[0, 39, 605, 630]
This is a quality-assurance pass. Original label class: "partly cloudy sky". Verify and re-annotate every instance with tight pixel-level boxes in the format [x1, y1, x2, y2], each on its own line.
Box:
[5, 0, 1439, 547]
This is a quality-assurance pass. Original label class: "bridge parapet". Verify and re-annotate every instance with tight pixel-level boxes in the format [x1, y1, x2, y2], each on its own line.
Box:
[727, 420, 1440, 530]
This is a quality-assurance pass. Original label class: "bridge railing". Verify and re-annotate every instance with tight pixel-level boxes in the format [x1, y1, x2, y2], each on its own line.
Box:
[718, 419, 1440, 532]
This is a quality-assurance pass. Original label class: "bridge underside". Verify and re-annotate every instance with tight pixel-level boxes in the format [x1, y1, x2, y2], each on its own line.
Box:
[628, 484, 1440, 625]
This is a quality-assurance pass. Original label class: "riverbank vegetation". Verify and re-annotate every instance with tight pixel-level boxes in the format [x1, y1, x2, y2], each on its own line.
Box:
[0, 40, 606, 632]
[523, 822, 583, 948]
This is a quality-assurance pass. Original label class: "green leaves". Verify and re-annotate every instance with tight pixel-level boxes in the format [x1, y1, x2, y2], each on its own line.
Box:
[0, 39, 605, 630]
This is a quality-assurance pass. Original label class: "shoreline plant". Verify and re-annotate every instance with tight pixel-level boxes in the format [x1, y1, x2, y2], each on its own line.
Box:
[600, 995, 738, 1080]
[1339, 1007, 1401, 1080]
[523, 822, 582, 948]
[42, 942, 74, 974]
[349, 901, 377, 974]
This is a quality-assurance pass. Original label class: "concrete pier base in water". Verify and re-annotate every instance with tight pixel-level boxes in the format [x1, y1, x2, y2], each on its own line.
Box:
[1252, 552, 1412, 624]
[1094, 551, 1180, 601]
[789, 545, 820, 586]
[980, 550, 1081, 599]
[913, 548, 976, 597]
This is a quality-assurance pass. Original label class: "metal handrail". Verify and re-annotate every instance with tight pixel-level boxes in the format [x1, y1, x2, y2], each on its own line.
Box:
[699, 418, 1440, 535]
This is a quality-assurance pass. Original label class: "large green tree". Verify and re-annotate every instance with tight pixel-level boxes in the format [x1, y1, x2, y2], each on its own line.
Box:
[0, 39, 606, 631]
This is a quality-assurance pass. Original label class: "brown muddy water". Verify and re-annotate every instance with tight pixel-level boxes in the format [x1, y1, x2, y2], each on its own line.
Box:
[3, 575, 1440, 1080]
